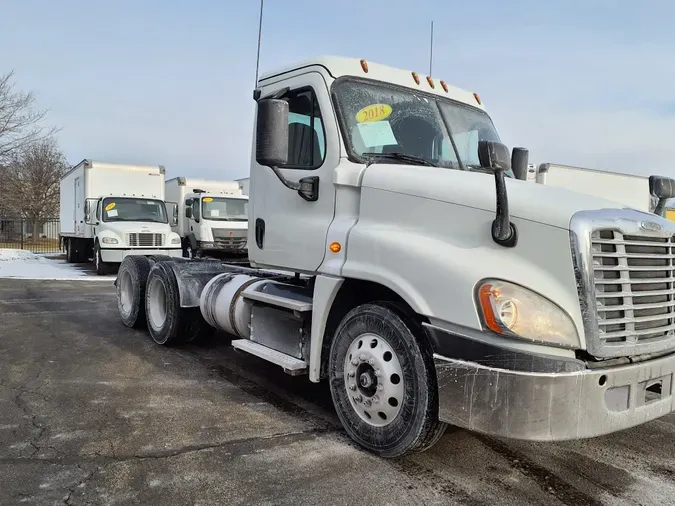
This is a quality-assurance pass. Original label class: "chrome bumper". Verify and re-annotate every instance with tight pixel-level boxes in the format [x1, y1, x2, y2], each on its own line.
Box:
[435, 352, 675, 441]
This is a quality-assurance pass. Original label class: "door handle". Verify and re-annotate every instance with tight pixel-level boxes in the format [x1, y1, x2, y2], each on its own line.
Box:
[255, 218, 265, 249]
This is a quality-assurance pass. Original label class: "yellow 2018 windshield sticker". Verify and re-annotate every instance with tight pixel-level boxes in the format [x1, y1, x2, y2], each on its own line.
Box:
[356, 104, 392, 123]
[105, 202, 116, 211]
[203, 197, 213, 203]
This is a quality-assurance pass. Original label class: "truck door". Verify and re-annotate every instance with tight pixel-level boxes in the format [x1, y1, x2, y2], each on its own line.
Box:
[250, 71, 338, 272]
[74, 177, 83, 235]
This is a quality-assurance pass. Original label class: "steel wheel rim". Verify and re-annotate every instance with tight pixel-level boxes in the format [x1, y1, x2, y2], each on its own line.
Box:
[343, 332, 404, 427]
[147, 276, 167, 330]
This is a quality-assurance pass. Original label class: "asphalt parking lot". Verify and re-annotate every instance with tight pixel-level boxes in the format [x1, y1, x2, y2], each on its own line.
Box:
[2, 279, 675, 505]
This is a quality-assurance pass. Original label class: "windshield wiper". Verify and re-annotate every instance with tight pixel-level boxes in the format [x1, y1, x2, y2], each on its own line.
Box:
[362, 152, 437, 168]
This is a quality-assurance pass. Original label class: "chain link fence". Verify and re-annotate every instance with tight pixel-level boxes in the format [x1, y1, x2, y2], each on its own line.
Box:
[0, 217, 62, 254]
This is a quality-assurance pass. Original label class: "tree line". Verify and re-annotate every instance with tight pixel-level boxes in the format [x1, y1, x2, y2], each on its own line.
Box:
[0, 70, 68, 240]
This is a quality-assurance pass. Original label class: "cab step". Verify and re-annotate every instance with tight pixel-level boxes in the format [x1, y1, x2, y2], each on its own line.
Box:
[231, 339, 308, 376]
[242, 290, 312, 312]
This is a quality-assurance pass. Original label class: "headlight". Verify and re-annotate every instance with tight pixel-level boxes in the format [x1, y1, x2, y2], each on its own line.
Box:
[101, 237, 118, 244]
[475, 280, 579, 348]
[171, 237, 181, 245]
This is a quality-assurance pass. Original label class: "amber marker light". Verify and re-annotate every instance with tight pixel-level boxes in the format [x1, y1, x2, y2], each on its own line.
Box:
[473, 92, 482, 105]
[426, 76, 435, 88]
[411, 72, 420, 85]
[329, 242, 342, 253]
[360, 59, 369, 73]
[440, 80, 449, 92]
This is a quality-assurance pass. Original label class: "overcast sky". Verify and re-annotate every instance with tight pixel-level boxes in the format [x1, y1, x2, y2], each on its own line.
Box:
[1, 0, 673, 181]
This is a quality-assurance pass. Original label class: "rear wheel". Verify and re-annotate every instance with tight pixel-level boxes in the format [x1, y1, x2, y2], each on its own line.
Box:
[328, 303, 447, 458]
[145, 262, 208, 345]
[116, 255, 152, 329]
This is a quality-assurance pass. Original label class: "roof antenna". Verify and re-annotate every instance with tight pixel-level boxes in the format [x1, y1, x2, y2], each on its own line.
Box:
[254, 0, 264, 86]
[429, 20, 434, 76]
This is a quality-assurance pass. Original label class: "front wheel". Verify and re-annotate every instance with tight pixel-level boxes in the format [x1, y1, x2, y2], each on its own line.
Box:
[328, 303, 447, 458]
[93, 243, 108, 275]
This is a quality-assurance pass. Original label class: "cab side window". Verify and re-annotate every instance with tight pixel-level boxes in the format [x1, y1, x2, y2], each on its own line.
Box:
[281, 88, 326, 169]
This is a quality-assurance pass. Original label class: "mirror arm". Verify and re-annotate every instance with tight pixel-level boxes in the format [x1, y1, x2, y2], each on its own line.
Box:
[654, 198, 668, 217]
[269, 165, 301, 191]
[491, 170, 518, 247]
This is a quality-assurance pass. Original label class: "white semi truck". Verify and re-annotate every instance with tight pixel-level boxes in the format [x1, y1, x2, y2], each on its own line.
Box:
[165, 177, 249, 258]
[114, 56, 675, 458]
[60, 160, 182, 274]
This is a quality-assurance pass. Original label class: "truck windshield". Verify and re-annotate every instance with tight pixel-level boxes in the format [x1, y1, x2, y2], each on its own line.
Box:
[201, 197, 248, 221]
[332, 78, 512, 176]
[101, 197, 168, 224]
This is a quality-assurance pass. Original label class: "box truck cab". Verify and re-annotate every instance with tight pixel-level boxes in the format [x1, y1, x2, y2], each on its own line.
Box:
[59, 160, 182, 274]
[165, 177, 249, 258]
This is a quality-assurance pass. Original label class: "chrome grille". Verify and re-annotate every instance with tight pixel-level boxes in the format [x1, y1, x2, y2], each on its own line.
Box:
[590, 229, 675, 356]
[127, 233, 163, 247]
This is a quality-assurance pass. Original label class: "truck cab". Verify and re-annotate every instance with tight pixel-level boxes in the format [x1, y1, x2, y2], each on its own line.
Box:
[84, 195, 182, 273]
[165, 177, 249, 258]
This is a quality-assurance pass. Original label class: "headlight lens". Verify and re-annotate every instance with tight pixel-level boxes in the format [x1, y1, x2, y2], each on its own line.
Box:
[476, 280, 579, 348]
[101, 237, 118, 244]
[171, 237, 181, 245]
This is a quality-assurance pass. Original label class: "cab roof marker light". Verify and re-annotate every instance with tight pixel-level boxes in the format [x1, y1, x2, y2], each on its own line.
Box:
[440, 80, 449, 93]
[426, 76, 435, 89]
[411, 72, 420, 85]
[473, 92, 482, 105]
[360, 59, 369, 73]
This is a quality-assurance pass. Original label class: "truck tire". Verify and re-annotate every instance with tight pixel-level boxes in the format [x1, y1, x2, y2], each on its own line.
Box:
[144, 262, 208, 345]
[147, 254, 174, 265]
[116, 255, 152, 329]
[328, 302, 447, 458]
[93, 243, 108, 275]
[65, 239, 74, 263]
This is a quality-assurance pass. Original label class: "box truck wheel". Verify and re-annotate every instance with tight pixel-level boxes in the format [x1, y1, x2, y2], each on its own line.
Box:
[116, 256, 152, 329]
[328, 303, 447, 458]
[144, 262, 208, 346]
[93, 242, 109, 275]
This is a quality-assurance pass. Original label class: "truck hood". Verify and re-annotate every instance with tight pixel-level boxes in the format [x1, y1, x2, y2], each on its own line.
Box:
[360, 164, 637, 229]
[99, 221, 170, 234]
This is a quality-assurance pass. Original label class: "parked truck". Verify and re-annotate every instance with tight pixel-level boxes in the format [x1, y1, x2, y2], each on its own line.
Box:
[165, 177, 249, 258]
[60, 160, 182, 274]
[114, 56, 675, 458]
[533, 163, 657, 213]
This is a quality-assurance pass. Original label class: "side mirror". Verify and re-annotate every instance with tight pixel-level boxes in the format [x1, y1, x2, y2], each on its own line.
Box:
[84, 198, 99, 225]
[256, 98, 289, 166]
[649, 176, 675, 217]
[166, 202, 178, 227]
[478, 140, 511, 172]
[185, 207, 192, 219]
[511, 147, 529, 181]
[478, 140, 517, 247]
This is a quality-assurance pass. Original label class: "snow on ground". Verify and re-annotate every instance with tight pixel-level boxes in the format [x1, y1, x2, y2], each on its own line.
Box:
[0, 249, 116, 281]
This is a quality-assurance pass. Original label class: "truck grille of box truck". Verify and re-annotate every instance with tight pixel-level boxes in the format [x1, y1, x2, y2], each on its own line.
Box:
[127, 233, 163, 247]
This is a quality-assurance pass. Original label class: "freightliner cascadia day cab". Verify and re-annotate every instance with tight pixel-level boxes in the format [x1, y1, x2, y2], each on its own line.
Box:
[59, 160, 182, 275]
[114, 56, 675, 458]
[165, 177, 249, 258]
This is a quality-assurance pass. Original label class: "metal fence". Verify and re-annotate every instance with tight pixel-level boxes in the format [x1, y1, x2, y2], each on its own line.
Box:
[0, 217, 62, 254]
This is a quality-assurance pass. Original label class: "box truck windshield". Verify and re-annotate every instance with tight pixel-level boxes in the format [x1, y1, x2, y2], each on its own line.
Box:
[201, 197, 247, 222]
[102, 197, 168, 224]
[331, 78, 508, 175]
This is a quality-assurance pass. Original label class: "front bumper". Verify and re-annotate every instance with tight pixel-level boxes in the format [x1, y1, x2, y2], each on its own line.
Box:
[100, 248, 183, 263]
[427, 324, 675, 441]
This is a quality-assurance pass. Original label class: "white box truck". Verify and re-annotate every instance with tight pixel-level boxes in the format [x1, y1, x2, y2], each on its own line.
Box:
[59, 159, 183, 274]
[165, 177, 249, 258]
[534, 163, 656, 213]
[114, 56, 675, 459]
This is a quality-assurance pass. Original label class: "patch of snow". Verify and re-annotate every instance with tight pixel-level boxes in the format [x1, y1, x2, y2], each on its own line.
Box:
[0, 249, 116, 281]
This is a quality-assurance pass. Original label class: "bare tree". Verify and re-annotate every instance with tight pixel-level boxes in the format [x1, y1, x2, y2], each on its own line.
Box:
[0, 70, 57, 165]
[3, 138, 68, 241]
